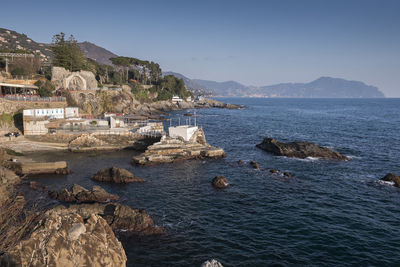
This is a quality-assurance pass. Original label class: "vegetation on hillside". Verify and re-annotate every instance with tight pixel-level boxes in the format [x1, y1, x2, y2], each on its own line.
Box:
[1, 30, 193, 102]
[34, 80, 55, 97]
[151, 75, 192, 101]
[51, 33, 91, 72]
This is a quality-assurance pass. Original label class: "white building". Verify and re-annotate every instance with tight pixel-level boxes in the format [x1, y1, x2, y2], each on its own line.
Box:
[172, 95, 183, 103]
[168, 125, 198, 141]
[23, 107, 79, 120]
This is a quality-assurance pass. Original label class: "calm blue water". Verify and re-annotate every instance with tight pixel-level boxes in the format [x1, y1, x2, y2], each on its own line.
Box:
[31, 98, 400, 266]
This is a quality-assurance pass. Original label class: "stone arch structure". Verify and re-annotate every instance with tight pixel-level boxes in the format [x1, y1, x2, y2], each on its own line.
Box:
[65, 74, 87, 90]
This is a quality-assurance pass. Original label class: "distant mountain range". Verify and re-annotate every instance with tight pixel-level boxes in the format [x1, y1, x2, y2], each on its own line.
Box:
[78, 41, 117, 66]
[165, 72, 385, 98]
[0, 27, 385, 98]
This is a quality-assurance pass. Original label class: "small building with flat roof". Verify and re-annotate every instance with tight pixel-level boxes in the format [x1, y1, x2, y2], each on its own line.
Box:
[168, 125, 198, 141]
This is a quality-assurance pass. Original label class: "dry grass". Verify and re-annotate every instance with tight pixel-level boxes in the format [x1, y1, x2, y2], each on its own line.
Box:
[0, 195, 44, 252]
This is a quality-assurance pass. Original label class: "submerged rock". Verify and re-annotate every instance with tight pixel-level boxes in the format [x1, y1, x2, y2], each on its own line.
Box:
[49, 203, 164, 235]
[381, 173, 400, 187]
[91, 167, 145, 183]
[256, 137, 348, 160]
[28, 181, 48, 191]
[132, 129, 226, 165]
[283, 172, 292, 178]
[1, 212, 127, 267]
[49, 184, 119, 203]
[202, 259, 224, 267]
[212, 176, 229, 189]
[250, 160, 260, 169]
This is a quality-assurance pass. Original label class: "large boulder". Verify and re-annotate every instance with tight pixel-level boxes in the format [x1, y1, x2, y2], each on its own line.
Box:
[49, 203, 164, 235]
[256, 137, 348, 160]
[48, 184, 119, 203]
[212, 176, 229, 189]
[1, 211, 127, 267]
[381, 173, 400, 187]
[91, 167, 145, 183]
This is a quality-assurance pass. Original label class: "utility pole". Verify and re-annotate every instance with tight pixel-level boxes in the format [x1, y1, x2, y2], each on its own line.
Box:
[5, 58, 8, 73]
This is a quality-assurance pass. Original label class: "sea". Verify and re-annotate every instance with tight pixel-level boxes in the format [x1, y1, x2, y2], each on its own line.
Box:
[30, 98, 400, 266]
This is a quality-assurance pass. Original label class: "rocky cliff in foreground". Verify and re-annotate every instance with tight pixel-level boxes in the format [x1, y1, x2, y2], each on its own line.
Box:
[0, 147, 162, 266]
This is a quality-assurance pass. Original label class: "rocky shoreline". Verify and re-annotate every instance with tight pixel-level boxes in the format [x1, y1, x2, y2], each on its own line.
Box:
[0, 148, 162, 266]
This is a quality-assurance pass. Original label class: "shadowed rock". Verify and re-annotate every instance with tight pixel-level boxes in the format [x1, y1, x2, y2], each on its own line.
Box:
[283, 172, 292, 178]
[49, 184, 119, 203]
[256, 137, 348, 160]
[381, 173, 400, 187]
[212, 176, 229, 189]
[29, 181, 48, 192]
[91, 167, 145, 183]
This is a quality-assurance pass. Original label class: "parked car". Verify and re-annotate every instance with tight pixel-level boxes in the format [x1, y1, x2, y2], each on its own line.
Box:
[4, 132, 20, 137]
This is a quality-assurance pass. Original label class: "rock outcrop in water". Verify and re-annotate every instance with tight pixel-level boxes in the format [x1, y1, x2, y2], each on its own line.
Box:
[380, 173, 400, 187]
[1, 211, 127, 267]
[131, 129, 226, 165]
[256, 137, 348, 160]
[212, 176, 229, 189]
[50, 203, 164, 235]
[250, 160, 260, 169]
[91, 167, 145, 183]
[48, 184, 119, 203]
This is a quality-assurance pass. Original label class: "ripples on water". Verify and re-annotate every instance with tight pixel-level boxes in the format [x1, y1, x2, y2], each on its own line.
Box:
[30, 98, 400, 266]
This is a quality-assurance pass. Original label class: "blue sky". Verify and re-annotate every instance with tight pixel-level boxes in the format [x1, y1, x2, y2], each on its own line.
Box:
[2, 0, 400, 96]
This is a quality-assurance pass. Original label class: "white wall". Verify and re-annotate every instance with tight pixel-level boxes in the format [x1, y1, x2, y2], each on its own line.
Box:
[65, 107, 79, 118]
[24, 108, 65, 119]
[169, 126, 198, 141]
[23, 120, 49, 135]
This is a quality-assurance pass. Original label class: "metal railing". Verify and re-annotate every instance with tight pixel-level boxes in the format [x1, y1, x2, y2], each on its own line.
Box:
[1, 95, 66, 102]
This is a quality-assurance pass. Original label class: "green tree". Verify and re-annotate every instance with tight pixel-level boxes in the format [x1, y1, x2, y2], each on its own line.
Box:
[34, 80, 55, 97]
[154, 75, 191, 101]
[51, 33, 87, 72]
[110, 57, 131, 82]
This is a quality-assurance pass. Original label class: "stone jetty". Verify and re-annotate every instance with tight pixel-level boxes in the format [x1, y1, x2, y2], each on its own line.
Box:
[131, 129, 225, 165]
